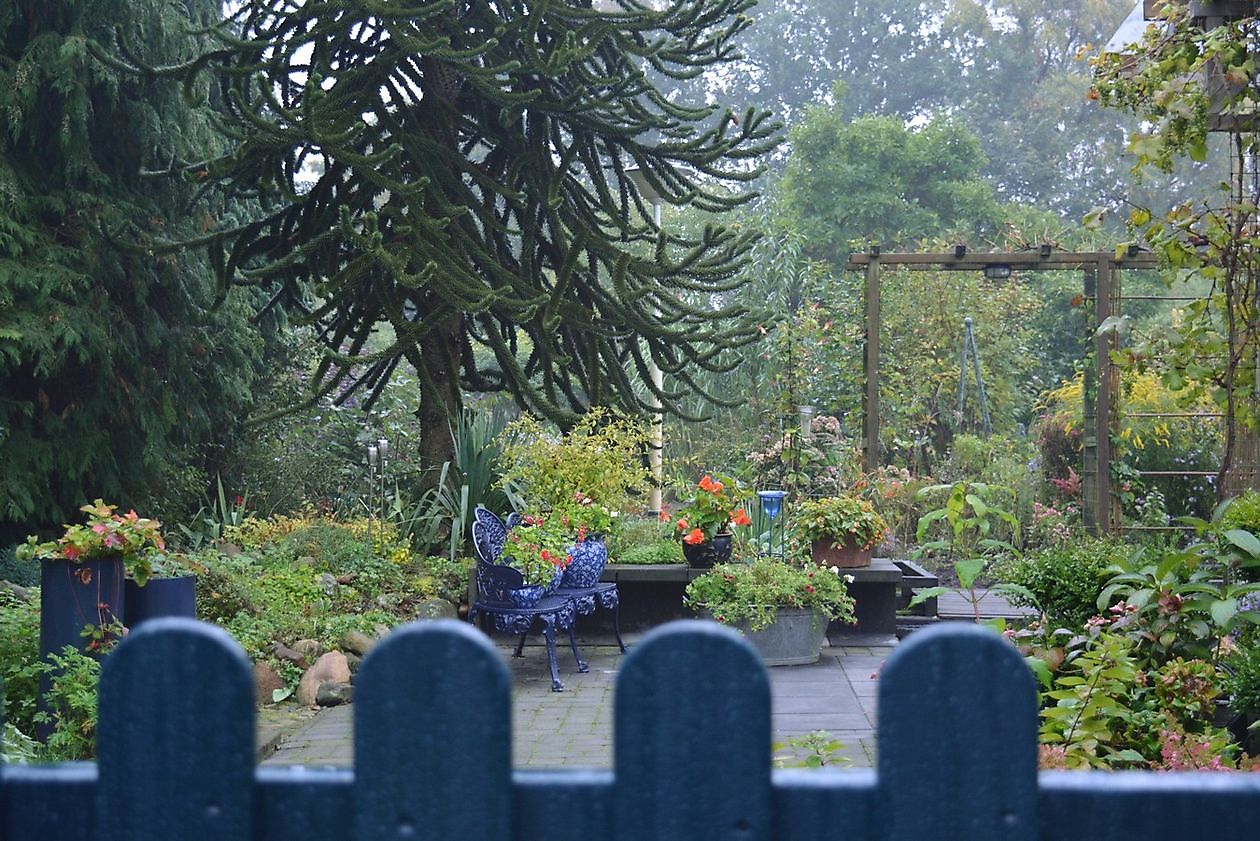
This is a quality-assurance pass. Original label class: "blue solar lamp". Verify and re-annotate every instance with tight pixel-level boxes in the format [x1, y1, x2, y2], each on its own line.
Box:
[757, 490, 788, 561]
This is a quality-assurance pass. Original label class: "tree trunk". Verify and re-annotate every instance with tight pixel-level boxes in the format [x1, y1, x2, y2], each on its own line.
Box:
[414, 310, 464, 495]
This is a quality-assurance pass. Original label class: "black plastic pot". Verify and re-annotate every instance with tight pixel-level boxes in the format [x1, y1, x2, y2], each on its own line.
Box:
[682, 533, 734, 568]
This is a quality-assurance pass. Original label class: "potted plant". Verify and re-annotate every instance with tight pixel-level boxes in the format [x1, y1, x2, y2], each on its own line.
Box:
[683, 555, 856, 665]
[664, 474, 753, 567]
[497, 514, 574, 606]
[498, 409, 652, 587]
[795, 495, 888, 568]
[18, 500, 166, 655]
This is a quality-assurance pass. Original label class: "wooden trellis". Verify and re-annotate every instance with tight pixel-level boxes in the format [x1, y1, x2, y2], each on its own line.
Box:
[844, 248, 1160, 534]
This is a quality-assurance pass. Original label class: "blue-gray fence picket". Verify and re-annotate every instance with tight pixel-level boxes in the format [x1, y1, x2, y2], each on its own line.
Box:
[3, 618, 1260, 841]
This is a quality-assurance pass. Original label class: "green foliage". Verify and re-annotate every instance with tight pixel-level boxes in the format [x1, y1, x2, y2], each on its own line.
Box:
[684, 558, 856, 631]
[780, 106, 1000, 260]
[498, 409, 653, 536]
[0, 543, 37, 587]
[615, 541, 683, 566]
[794, 496, 889, 550]
[772, 730, 852, 769]
[1097, 539, 1260, 666]
[1037, 629, 1236, 770]
[914, 481, 1020, 560]
[1225, 643, 1260, 717]
[1, 722, 41, 764]
[0, 0, 268, 540]
[163, 0, 781, 484]
[0, 589, 41, 737]
[992, 538, 1130, 629]
[1039, 631, 1147, 769]
[35, 646, 102, 761]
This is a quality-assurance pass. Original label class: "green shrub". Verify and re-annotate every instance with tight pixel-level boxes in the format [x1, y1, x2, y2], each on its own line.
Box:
[411, 556, 470, 604]
[992, 537, 1129, 628]
[194, 551, 261, 623]
[1225, 643, 1260, 718]
[617, 541, 683, 565]
[36, 646, 102, 761]
[0, 589, 42, 736]
[0, 544, 38, 587]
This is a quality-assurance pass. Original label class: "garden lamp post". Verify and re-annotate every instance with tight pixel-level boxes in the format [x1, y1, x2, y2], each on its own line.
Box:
[627, 166, 665, 514]
[757, 489, 787, 561]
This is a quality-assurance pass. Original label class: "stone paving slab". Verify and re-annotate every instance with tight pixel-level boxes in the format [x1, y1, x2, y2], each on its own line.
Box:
[262, 631, 892, 770]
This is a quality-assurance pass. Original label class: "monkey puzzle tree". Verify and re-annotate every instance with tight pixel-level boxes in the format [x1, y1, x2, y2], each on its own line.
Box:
[160, 0, 780, 479]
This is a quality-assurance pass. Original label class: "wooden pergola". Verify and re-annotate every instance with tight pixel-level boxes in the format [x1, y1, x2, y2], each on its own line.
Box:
[844, 248, 1160, 534]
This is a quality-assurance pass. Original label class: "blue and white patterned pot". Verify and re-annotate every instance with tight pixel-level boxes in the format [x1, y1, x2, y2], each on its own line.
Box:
[560, 536, 607, 588]
[508, 584, 547, 608]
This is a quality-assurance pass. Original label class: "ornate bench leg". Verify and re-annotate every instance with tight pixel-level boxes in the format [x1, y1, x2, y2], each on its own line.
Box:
[542, 620, 565, 692]
[611, 602, 626, 654]
[568, 626, 589, 673]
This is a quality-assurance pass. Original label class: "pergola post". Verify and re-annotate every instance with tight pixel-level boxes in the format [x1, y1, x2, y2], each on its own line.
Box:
[864, 254, 881, 472]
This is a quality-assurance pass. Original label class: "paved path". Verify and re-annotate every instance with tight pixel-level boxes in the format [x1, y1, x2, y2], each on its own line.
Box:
[261, 632, 890, 769]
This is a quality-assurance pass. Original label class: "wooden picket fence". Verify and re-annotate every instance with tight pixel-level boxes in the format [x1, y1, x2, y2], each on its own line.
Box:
[3, 618, 1260, 841]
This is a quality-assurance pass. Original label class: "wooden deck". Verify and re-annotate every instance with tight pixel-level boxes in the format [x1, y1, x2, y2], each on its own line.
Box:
[935, 588, 1036, 621]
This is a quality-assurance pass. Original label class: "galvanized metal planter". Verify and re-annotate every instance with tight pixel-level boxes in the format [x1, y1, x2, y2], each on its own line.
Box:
[732, 607, 829, 666]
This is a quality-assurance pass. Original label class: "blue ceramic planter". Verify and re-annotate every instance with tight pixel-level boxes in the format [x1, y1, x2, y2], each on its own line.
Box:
[561, 536, 607, 588]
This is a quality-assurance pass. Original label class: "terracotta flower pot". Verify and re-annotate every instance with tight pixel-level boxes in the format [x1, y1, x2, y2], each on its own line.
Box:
[810, 536, 871, 568]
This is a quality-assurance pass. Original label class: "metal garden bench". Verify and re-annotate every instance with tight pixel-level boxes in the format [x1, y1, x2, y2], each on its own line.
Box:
[469, 507, 588, 690]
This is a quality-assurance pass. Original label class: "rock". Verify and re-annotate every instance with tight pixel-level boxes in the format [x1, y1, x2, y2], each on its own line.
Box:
[373, 623, 390, 639]
[417, 598, 457, 621]
[0, 581, 33, 601]
[344, 651, 362, 673]
[315, 681, 354, 707]
[319, 572, 338, 596]
[273, 642, 308, 669]
[291, 639, 323, 663]
[335, 572, 357, 585]
[296, 652, 352, 706]
[295, 555, 316, 567]
[252, 661, 286, 706]
[340, 630, 376, 657]
[376, 592, 402, 610]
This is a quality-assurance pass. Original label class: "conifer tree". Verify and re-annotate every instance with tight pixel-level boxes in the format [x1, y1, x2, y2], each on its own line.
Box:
[0, 1, 265, 537]
[175, 0, 780, 475]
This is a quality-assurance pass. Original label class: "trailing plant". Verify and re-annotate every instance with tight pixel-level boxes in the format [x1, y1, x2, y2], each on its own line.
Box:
[684, 557, 856, 631]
